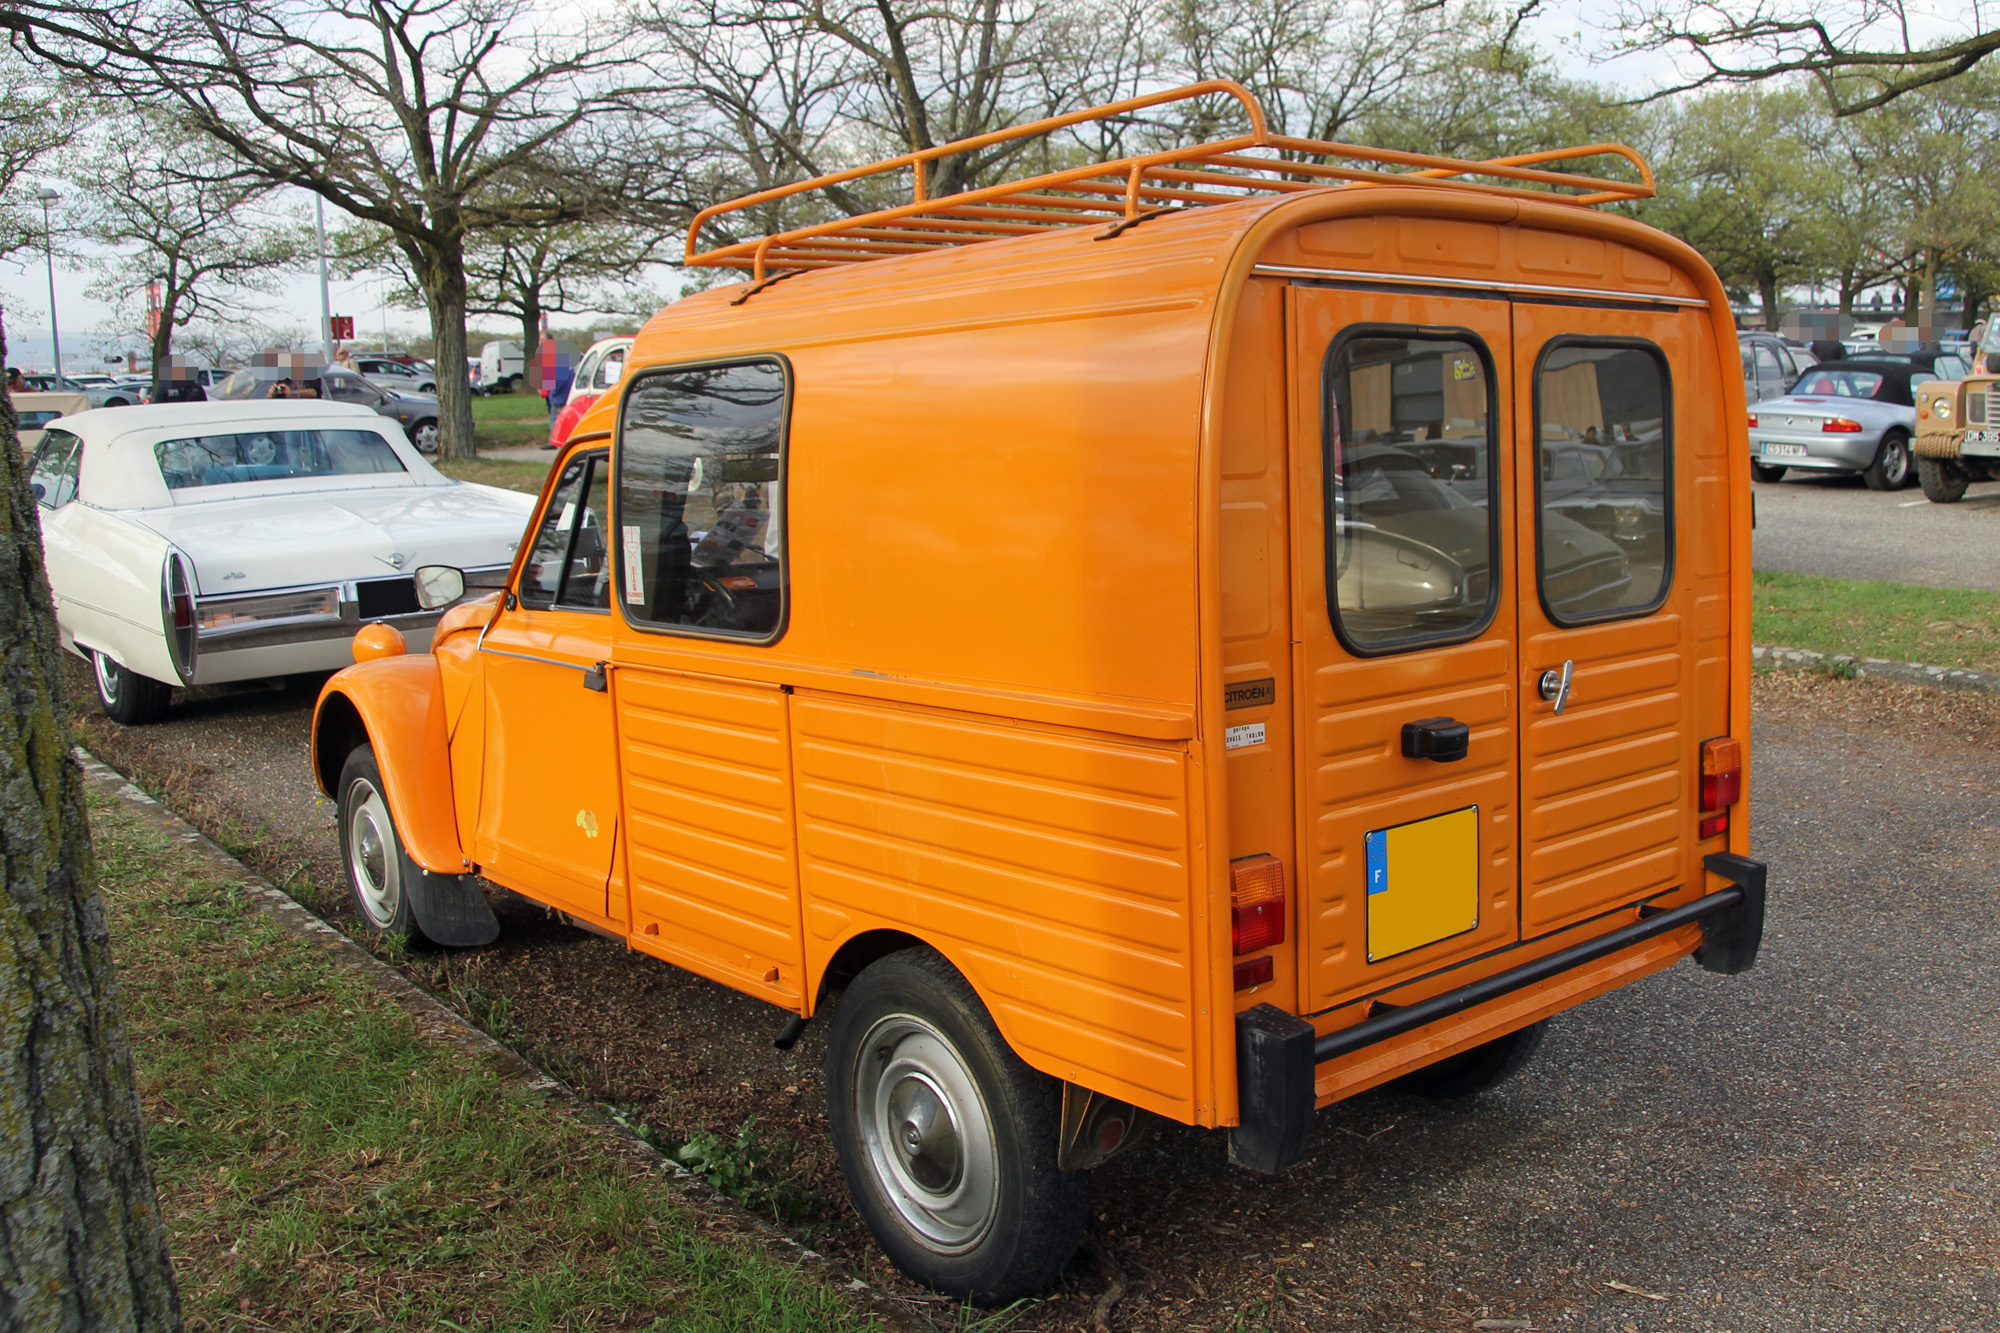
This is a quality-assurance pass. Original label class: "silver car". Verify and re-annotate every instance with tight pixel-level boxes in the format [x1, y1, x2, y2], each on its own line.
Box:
[210, 366, 443, 454]
[1748, 360, 1934, 490]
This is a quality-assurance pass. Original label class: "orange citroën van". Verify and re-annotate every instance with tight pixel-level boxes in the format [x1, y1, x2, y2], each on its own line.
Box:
[312, 81, 1768, 1304]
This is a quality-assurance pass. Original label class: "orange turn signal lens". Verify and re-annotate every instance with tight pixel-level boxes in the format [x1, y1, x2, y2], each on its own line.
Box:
[1230, 854, 1286, 956]
[1700, 736, 1743, 813]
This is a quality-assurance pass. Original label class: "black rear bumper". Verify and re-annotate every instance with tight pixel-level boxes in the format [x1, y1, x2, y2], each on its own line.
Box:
[1228, 853, 1767, 1174]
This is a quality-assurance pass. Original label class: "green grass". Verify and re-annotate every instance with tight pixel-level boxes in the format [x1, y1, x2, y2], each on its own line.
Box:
[1753, 571, 2000, 672]
[91, 788, 875, 1333]
[472, 389, 555, 452]
[436, 455, 551, 494]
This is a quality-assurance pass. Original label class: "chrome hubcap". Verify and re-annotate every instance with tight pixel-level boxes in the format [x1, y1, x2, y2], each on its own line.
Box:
[856, 1015, 997, 1252]
[346, 780, 400, 927]
[93, 652, 120, 705]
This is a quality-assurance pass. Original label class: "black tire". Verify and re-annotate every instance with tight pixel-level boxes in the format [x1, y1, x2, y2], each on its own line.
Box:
[504, 374, 522, 394]
[1918, 456, 1971, 504]
[1750, 462, 1787, 483]
[1862, 431, 1912, 491]
[825, 947, 1090, 1305]
[91, 649, 172, 725]
[410, 418, 440, 454]
[1391, 1021, 1546, 1100]
[337, 745, 440, 947]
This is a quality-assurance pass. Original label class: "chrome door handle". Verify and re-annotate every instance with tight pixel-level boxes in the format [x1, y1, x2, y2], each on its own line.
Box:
[1538, 660, 1574, 714]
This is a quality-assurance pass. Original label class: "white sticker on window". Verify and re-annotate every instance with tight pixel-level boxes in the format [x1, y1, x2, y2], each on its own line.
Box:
[1225, 722, 1267, 750]
[621, 525, 645, 604]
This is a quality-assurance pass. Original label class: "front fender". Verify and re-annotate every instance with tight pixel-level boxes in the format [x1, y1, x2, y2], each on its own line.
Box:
[313, 655, 466, 876]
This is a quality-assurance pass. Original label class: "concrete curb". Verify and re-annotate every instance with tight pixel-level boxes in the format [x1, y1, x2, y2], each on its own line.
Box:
[1751, 644, 2000, 694]
[75, 748, 935, 1333]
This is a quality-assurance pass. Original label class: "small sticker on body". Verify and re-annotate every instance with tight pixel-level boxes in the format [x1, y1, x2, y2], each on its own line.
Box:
[621, 526, 645, 603]
[1224, 722, 1267, 750]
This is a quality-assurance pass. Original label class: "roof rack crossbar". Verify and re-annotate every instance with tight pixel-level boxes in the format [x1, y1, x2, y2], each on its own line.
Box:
[687, 81, 1654, 279]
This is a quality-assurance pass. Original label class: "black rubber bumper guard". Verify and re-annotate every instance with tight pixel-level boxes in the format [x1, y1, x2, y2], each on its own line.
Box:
[1230, 852, 1767, 1174]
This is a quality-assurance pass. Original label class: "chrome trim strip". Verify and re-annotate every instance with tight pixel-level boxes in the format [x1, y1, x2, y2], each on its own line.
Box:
[478, 646, 593, 672]
[1251, 263, 1710, 308]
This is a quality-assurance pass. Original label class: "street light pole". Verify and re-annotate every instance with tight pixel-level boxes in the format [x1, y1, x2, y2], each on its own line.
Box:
[316, 194, 333, 365]
[35, 187, 62, 380]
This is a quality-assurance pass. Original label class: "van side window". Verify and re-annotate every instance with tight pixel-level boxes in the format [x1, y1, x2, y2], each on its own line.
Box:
[1534, 341, 1671, 623]
[615, 359, 786, 641]
[1324, 333, 1499, 653]
[29, 429, 83, 508]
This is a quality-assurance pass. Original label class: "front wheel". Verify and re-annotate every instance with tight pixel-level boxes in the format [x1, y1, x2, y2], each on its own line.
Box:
[338, 745, 444, 946]
[825, 948, 1090, 1305]
[1750, 462, 1787, 483]
[92, 649, 172, 725]
[1919, 456, 1971, 504]
[1862, 431, 1912, 491]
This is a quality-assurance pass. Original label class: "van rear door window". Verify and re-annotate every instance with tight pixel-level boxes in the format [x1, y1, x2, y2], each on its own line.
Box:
[1324, 332, 1500, 654]
[615, 359, 787, 641]
[1533, 341, 1671, 623]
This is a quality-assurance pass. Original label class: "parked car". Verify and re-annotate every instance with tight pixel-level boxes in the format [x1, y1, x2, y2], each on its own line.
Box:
[478, 340, 525, 394]
[1747, 360, 1935, 488]
[1739, 331, 1816, 405]
[211, 366, 443, 453]
[26, 373, 146, 409]
[547, 335, 632, 448]
[12, 391, 91, 451]
[25, 400, 534, 724]
[1856, 347, 1972, 380]
[354, 355, 438, 395]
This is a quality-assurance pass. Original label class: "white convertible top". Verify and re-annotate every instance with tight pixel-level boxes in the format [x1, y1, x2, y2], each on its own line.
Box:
[60, 400, 450, 510]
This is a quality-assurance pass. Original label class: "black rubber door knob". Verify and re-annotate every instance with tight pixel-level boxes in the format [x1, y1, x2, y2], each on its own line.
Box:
[1401, 717, 1470, 762]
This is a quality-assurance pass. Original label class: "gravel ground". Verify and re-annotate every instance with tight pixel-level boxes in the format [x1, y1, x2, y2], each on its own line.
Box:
[1753, 471, 2000, 589]
[71, 660, 2000, 1332]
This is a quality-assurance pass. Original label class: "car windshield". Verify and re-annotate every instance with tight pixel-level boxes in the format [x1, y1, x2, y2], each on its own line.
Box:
[1793, 369, 1886, 399]
[154, 429, 407, 490]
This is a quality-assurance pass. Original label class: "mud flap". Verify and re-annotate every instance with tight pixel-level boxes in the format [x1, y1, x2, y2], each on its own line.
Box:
[405, 864, 500, 947]
[1228, 1003, 1316, 1175]
[1695, 852, 1767, 976]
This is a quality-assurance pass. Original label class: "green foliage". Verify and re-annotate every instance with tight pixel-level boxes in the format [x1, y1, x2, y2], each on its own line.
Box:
[674, 1118, 817, 1226]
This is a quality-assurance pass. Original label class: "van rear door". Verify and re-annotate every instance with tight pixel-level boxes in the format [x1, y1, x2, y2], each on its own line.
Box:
[1509, 302, 1709, 935]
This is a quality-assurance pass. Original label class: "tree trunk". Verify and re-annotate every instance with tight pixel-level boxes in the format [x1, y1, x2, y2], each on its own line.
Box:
[0, 319, 182, 1330]
[1757, 268, 1781, 331]
[147, 294, 179, 402]
[425, 260, 478, 463]
[519, 296, 541, 374]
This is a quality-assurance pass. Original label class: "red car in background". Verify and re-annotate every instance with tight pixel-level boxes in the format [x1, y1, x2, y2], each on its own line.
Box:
[547, 336, 633, 449]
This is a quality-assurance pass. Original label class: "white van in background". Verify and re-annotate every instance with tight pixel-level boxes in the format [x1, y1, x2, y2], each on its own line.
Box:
[476, 341, 524, 394]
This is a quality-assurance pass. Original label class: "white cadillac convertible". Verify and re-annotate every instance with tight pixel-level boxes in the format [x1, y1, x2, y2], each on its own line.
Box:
[27, 400, 535, 723]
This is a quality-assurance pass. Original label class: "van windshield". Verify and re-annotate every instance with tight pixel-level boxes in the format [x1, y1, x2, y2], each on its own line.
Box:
[154, 429, 407, 490]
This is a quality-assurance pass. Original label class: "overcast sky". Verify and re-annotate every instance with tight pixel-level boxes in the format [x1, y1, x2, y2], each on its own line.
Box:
[0, 6, 1753, 373]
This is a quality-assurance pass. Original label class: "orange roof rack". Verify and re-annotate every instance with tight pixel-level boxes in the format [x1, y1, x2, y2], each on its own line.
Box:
[685, 80, 1657, 280]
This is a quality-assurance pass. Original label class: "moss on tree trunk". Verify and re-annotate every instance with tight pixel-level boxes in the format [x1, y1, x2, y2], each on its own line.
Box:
[0, 315, 181, 1330]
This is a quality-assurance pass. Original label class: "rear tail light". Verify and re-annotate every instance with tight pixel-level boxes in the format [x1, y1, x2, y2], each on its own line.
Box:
[1232, 955, 1274, 991]
[1699, 736, 1743, 838]
[1230, 855, 1286, 956]
[160, 549, 199, 684]
[1746, 413, 1758, 428]
[1822, 418, 1863, 433]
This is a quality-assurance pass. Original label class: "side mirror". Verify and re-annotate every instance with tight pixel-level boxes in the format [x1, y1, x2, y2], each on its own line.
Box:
[413, 564, 466, 610]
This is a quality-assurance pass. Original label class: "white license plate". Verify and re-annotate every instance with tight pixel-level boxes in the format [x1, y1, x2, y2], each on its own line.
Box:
[1964, 428, 2000, 456]
[1761, 443, 1808, 458]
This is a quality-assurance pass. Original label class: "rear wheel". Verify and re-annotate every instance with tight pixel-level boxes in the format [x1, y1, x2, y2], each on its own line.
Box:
[92, 649, 172, 725]
[825, 947, 1090, 1305]
[1919, 456, 1971, 504]
[410, 419, 440, 454]
[1392, 1021, 1546, 1100]
[1862, 430, 1911, 491]
[1750, 462, 1787, 483]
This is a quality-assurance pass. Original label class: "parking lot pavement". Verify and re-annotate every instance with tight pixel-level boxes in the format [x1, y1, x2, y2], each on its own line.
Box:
[73, 668, 2000, 1331]
[1753, 472, 2000, 589]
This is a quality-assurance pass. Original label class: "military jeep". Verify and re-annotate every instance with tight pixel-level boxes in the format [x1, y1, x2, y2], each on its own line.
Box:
[1914, 319, 2000, 503]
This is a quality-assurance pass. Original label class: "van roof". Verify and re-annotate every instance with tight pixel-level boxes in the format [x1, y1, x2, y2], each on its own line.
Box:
[686, 79, 1656, 281]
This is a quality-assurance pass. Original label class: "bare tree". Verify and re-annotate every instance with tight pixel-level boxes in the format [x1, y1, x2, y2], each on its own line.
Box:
[0, 89, 81, 262]
[1612, 0, 2000, 113]
[68, 118, 301, 395]
[3, 0, 694, 459]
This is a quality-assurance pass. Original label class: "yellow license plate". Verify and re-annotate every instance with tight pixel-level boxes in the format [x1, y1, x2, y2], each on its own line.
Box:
[1366, 806, 1480, 962]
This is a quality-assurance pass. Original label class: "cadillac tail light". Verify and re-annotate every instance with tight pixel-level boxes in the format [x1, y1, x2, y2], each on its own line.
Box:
[1821, 418, 1864, 433]
[160, 549, 200, 684]
[1230, 854, 1286, 956]
[1699, 736, 1743, 838]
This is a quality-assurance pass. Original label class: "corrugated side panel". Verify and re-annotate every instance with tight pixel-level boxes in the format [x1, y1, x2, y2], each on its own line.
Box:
[1519, 613, 1688, 935]
[791, 694, 1198, 1120]
[618, 669, 804, 1005]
